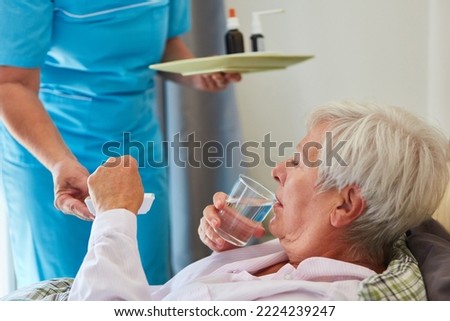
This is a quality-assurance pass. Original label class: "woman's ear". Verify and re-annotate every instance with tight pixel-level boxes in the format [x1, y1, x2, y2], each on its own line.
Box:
[330, 185, 365, 228]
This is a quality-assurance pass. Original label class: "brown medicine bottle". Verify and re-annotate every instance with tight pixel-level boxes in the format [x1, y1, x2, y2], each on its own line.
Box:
[225, 8, 245, 54]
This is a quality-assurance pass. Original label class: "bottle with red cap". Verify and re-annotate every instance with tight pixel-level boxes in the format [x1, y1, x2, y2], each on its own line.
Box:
[225, 8, 245, 54]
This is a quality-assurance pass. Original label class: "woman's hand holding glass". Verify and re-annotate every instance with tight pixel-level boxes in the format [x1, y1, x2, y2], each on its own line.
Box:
[198, 192, 266, 252]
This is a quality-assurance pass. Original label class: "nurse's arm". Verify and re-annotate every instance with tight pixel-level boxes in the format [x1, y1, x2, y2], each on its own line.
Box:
[159, 37, 241, 92]
[0, 67, 75, 169]
[0, 66, 93, 220]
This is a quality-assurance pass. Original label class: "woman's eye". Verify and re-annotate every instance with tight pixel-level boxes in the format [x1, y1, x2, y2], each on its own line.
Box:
[287, 156, 300, 167]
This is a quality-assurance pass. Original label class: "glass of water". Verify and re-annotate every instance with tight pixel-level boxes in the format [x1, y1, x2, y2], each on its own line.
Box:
[214, 174, 276, 246]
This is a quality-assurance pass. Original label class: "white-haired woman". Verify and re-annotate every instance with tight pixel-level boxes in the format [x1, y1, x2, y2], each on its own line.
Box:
[202, 101, 449, 271]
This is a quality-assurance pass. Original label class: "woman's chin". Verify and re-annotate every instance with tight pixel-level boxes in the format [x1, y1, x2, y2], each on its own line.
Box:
[268, 216, 278, 235]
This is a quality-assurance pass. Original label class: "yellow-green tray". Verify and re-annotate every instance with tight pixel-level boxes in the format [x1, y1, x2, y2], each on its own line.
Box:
[150, 52, 314, 76]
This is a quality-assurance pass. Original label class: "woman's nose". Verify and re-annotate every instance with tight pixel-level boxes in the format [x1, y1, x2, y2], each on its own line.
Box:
[271, 160, 286, 185]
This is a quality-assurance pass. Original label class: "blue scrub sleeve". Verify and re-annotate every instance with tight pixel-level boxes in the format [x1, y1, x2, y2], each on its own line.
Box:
[0, 1, 53, 67]
[167, 0, 191, 39]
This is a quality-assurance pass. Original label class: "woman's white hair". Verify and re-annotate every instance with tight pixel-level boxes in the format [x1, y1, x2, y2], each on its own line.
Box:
[307, 101, 449, 263]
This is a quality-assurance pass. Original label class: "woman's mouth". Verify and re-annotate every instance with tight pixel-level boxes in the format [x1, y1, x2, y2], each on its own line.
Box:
[274, 195, 282, 208]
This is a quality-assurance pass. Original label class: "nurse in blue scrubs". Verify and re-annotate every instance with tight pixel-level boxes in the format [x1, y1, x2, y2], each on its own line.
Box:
[0, 1, 240, 288]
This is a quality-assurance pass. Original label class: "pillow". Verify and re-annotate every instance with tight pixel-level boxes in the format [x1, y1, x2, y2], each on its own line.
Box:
[0, 278, 73, 301]
[358, 236, 426, 300]
[431, 166, 450, 232]
[406, 218, 450, 301]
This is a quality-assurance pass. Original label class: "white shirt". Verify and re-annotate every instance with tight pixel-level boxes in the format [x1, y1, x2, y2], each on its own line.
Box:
[68, 209, 376, 301]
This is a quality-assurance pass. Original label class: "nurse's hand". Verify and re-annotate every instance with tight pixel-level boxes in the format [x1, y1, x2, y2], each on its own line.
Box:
[198, 192, 266, 252]
[52, 159, 94, 221]
[87, 156, 144, 215]
[190, 72, 242, 92]
[160, 37, 241, 91]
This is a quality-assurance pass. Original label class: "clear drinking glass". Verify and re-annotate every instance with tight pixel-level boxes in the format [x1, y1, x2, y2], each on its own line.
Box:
[214, 174, 276, 246]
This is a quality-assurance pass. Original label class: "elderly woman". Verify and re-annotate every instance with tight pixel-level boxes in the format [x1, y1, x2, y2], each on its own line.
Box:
[66, 101, 448, 300]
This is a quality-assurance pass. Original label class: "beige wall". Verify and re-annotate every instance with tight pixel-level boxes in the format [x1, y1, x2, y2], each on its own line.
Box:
[225, 0, 448, 190]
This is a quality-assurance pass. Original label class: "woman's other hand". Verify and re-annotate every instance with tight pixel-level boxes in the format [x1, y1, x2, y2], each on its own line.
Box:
[87, 156, 144, 216]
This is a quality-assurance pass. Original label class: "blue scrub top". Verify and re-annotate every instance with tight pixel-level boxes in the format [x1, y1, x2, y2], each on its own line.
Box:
[0, 0, 190, 166]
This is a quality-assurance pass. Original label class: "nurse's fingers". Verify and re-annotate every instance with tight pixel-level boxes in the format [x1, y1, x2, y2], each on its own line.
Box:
[71, 201, 95, 221]
[224, 72, 242, 83]
[209, 72, 242, 88]
[210, 73, 226, 88]
[200, 74, 219, 91]
[56, 195, 94, 221]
